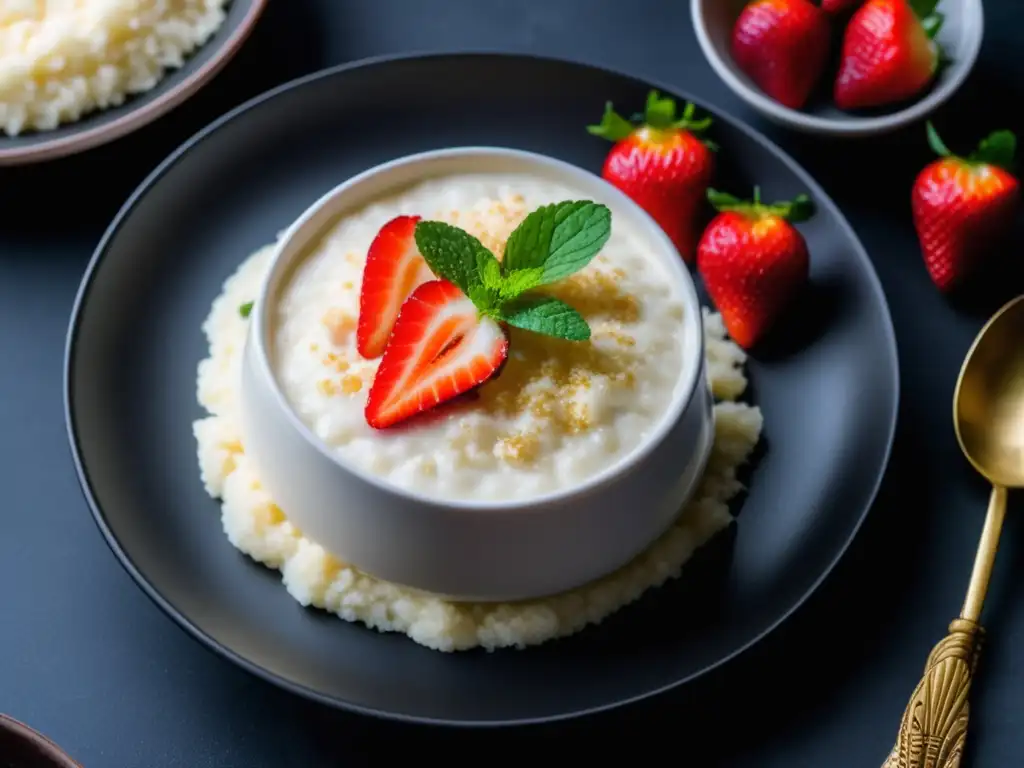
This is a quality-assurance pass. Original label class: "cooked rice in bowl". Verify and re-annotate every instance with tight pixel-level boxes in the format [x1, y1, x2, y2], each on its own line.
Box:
[0, 0, 230, 137]
[192, 241, 764, 652]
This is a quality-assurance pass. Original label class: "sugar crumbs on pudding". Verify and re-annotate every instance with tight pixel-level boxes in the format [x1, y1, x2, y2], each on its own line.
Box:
[271, 173, 692, 502]
[193, 242, 764, 652]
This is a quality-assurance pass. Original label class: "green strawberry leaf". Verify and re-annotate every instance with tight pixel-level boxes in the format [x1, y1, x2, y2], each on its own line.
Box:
[643, 91, 713, 133]
[706, 188, 747, 211]
[929, 121, 1017, 171]
[707, 187, 815, 223]
[586, 101, 635, 142]
[779, 194, 816, 223]
[676, 99, 713, 133]
[499, 294, 591, 341]
[910, 0, 939, 17]
[414, 221, 498, 301]
[239, 301, 253, 318]
[921, 11, 944, 40]
[502, 200, 611, 286]
[970, 130, 1017, 171]
[644, 90, 677, 129]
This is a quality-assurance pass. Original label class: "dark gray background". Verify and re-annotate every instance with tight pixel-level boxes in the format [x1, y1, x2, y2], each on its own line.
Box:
[2, 1, 1022, 765]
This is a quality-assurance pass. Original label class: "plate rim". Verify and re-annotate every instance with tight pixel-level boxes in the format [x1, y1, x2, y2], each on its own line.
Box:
[0, 0, 269, 167]
[63, 49, 901, 727]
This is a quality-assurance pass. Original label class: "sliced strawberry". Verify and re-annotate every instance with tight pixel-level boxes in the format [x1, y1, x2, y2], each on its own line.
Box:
[356, 215, 435, 359]
[365, 280, 509, 429]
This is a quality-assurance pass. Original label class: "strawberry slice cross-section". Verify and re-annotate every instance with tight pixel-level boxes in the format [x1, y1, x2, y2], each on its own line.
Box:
[357, 214, 435, 359]
[364, 280, 509, 429]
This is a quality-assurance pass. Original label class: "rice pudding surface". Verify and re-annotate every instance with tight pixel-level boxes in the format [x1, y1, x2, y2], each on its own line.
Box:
[271, 172, 692, 502]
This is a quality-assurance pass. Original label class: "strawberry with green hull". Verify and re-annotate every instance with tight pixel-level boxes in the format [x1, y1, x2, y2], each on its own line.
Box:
[587, 90, 715, 263]
[834, 0, 944, 111]
[912, 122, 1020, 292]
[731, 0, 832, 111]
[697, 188, 814, 350]
[357, 214, 435, 359]
[365, 200, 611, 429]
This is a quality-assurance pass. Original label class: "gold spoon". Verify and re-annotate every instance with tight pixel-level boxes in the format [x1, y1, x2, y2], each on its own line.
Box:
[883, 293, 1024, 768]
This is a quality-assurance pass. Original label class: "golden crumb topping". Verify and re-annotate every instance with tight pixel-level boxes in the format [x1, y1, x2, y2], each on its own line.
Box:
[322, 308, 356, 346]
[341, 375, 363, 394]
[318, 192, 658, 466]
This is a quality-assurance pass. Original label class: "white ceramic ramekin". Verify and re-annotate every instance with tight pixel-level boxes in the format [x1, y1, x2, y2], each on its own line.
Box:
[238, 147, 714, 602]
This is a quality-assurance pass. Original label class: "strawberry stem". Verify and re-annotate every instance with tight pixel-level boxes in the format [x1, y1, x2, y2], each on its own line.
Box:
[587, 90, 712, 141]
[707, 187, 816, 223]
[926, 121, 954, 157]
[927, 121, 1018, 171]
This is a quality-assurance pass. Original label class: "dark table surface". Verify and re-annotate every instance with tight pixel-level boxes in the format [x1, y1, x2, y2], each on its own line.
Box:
[3, 1, 1024, 766]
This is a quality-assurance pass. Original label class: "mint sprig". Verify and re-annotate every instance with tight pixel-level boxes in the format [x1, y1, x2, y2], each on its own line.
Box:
[501, 294, 591, 341]
[413, 200, 611, 341]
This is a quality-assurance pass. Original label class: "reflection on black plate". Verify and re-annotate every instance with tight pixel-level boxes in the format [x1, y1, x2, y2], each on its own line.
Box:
[64, 52, 899, 725]
[0, 0, 266, 166]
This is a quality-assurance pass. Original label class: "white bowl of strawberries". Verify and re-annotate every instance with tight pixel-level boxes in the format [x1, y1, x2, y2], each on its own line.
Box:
[692, 0, 984, 137]
[237, 147, 714, 602]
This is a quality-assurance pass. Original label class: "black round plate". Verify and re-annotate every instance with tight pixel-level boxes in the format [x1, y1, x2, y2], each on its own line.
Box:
[64, 52, 899, 726]
[0, 0, 266, 166]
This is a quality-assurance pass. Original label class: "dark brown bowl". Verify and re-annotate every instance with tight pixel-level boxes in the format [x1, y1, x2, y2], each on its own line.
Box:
[0, 715, 80, 768]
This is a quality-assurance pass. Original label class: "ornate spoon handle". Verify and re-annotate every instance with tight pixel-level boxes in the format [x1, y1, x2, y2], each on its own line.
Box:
[883, 486, 1007, 768]
[882, 619, 983, 768]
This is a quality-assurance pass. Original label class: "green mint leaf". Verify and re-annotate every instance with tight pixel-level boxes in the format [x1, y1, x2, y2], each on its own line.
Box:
[498, 267, 544, 301]
[499, 294, 591, 341]
[503, 201, 575, 273]
[468, 284, 499, 312]
[414, 221, 497, 301]
[479, 251, 503, 292]
[502, 200, 612, 286]
[239, 301, 253, 318]
[543, 202, 612, 283]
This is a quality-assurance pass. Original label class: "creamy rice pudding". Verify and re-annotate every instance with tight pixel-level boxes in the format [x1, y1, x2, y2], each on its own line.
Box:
[271, 172, 693, 502]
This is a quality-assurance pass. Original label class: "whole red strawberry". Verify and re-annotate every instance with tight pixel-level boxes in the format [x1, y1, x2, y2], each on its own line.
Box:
[821, 0, 863, 13]
[731, 0, 832, 110]
[697, 187, 814, 350]
[587, 90, 715, 263]
[834, 0, 943, 111]
[911, 121, 1020, 292]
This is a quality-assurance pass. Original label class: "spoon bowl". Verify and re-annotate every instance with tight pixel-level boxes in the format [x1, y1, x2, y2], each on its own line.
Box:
[884, 293, 1024, 768]
[954, 294, 1024, 489]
